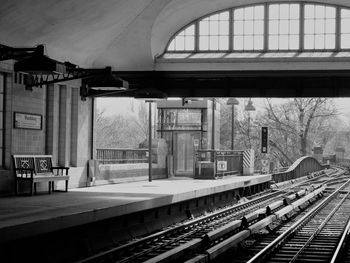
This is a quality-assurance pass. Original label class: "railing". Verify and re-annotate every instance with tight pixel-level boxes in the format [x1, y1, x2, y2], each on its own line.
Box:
[271, 156, 323, 183]
[195, 149, 243, 179]
[96, 148, 150, 164]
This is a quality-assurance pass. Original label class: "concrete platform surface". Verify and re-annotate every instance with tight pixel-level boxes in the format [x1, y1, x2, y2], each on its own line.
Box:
[0, 174, 271, 243]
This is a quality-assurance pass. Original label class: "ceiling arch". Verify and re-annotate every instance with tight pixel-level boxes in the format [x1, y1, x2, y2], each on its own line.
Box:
[1, 0, 350, 70]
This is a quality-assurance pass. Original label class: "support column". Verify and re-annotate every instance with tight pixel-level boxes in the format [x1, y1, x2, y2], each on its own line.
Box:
[58, 85, 71, 167]
[46, 84, 59, 165]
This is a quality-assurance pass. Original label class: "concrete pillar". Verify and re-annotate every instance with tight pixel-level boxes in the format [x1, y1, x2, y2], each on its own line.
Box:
[70, 88, 78, 166]
[58, 85, 71, 167]
[45, 84, 60, 165]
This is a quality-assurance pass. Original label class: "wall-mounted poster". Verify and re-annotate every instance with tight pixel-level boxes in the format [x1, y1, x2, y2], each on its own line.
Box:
[14, 112, 42, 130]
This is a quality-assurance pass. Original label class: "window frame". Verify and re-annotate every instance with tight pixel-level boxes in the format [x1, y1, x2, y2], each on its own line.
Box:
[164, 1, 350, 55]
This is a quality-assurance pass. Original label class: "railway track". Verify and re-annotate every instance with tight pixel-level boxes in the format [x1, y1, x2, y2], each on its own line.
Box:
[76, 167, 346, 263]
[247, 178, 350, 263]
[77, 189, 288, 263]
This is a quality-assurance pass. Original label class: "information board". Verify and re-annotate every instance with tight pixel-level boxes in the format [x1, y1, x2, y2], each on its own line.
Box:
[14, 112, 42, 130]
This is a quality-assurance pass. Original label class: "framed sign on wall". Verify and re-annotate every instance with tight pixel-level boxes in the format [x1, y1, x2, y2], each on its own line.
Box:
[14, 112, 42, 130]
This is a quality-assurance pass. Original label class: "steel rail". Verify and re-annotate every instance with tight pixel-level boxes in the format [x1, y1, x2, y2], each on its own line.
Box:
[289, 190, 350, 263]
[247, 178, 350, 263]
[330, 201, 350, 263]
[76, 189, 283, 263]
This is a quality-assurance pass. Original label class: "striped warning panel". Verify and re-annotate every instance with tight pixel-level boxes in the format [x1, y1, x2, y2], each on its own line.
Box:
[243, 149, 254, 168]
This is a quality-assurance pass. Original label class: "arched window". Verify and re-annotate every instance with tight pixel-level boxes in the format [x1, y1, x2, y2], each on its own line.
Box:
[164, 2, 350, 54]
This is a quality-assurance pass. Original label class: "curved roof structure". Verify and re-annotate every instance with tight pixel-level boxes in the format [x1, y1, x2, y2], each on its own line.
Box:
[2, 0, 350, 71]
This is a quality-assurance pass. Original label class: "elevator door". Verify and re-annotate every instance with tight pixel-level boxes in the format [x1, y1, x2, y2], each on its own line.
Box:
[174, 132, 197, 177]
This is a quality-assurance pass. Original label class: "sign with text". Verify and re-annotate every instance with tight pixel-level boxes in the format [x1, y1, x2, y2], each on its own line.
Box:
[217, 161, 227, 171]
[261, 127, 268, 153]
[14, 112, 42, 130]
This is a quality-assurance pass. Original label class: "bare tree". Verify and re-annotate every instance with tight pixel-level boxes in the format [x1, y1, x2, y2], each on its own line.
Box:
[262, 98, 338, 162]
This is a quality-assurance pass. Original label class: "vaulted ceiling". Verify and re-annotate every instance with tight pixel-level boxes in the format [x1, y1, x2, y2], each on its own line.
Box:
[2, 0, 349, 71]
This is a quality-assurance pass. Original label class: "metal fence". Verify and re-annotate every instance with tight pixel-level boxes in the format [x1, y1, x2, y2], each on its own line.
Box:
[195, 149, 243, 179]
[96, 148, 149, 164]
[271, 156, 322, 183]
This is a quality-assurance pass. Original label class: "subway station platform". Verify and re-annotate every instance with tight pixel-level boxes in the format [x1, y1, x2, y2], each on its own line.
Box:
[0, 174, 271, 244]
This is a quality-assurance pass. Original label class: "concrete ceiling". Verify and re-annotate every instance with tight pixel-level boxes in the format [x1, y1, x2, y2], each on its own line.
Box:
[2, 0, 350, 71]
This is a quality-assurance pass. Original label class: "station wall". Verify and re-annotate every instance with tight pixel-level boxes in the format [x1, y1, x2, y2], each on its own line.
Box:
[0, 61, 93, 195]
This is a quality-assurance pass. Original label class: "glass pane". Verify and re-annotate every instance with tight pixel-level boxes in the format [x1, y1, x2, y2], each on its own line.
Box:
[245, 7, 254, 20]
[235, 8, 244, 20]
[199, 36, 209, 50]
[219, 21, 229, 35]
[269, 5, 279, 20]
[185, 36, 194, 50]
[315, 5, 325, 19]
[325, 19, 336, 34]
[219, 11, 229, 21]
[280, 4, 289, 19]
[289, 35, 299, 49]
[341, 34, 350, 48]
[269, 35, 279, 49]
[290, 20, 299, 34]
[219, 36, 229, 50]
[305, 19, 315, 34]
[342, 18, 350, 33]
[209, 36, 219, 50]
[325, 34, 335, 49]
[0, 130, 2, 148]
[254, 6, 264, 20]
[200, 21, 209, 35]
[342, 9, 350, 18]
[234, 36, 243, 50]
[315, 19, 325, 34]
[168, 40, 175, 51]
[290, 4, 300, 19]
[210, 21, 219, 35]
[305, 34, 315, 49]
[254, 20, 264, 34]
[245, 20, 254, 35]
[0, 149, 2, 167]
[269, 20, 279, 35]
[244, 35, 254, 50]
[0, 114, 2, 129]
[325, 7, 336, 19]
[280, 20, 289, 34]
[254, 35, 264, 49]
[175, 36, 185, 50]
[315, 34, 325, 49]
[234, 21, 244, 35]
[305, 5, 315, 19]
[185, 25, 195, 35]
[210, 14, 219, 21]
[279, 35, 289, 49]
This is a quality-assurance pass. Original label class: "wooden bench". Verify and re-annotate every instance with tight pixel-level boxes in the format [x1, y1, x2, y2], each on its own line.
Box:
[13, 155, 69, 195]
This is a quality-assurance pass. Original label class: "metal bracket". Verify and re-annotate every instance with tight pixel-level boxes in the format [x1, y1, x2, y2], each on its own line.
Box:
[0, 44, 44, 61]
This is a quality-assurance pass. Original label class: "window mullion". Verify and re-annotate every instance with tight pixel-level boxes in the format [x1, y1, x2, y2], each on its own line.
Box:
[195, 21, 199, 52]
[300, 3, 304, 51]
[336, 7, 341, 51]
[229, 9, 233, 51]
[264, 3, 269, 51]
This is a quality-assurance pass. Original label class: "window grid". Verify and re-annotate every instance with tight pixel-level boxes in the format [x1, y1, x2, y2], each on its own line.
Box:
[304, 4, 336, 50]
[167, 25, 195, 51]
[165, 2, 350, 54]
[0, 74, 4, 167]
[268, 4, 300, 50]
[233, 5, 264, 51]
[199, 11, 230, 51]
[341, 9, 350, 48]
